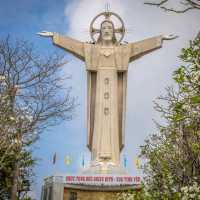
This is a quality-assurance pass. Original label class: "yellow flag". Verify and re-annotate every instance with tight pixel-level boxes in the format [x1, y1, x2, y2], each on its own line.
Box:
[134, 157, 141, 169]
[64, 155, 71, 166]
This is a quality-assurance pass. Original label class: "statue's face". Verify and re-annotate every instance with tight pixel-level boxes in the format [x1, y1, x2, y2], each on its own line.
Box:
[101, 21, 114, 42]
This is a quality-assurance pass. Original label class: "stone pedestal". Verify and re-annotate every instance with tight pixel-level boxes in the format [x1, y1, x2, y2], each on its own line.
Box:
[41, 175, 141, 200]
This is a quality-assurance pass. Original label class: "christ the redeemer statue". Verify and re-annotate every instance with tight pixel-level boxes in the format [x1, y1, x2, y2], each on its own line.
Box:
[38, 11, 176, 173]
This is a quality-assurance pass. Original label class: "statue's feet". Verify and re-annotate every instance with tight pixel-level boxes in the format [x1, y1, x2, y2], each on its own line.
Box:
[80, 161, 127, 175]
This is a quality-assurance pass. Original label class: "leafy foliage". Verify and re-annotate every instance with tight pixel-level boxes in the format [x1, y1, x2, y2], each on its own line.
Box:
[117, 32, 200, 200]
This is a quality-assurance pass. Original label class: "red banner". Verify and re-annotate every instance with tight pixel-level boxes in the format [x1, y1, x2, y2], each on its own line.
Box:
[65, 175, 141, 185]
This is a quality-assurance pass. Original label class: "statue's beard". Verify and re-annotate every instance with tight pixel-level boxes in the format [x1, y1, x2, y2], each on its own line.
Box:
[102, 35, 113, 41]
[97, 33, 117, 44]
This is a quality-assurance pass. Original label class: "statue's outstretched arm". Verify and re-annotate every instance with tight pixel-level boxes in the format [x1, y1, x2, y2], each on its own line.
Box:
[129, 34, 178, 61]
[37, 31, 85, 61]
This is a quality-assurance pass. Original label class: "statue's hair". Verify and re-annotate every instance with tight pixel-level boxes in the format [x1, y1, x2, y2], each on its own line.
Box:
[97, 20, 117, 44]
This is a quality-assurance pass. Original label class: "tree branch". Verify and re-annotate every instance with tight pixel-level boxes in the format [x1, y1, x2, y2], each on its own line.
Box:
[144, 0, 200, 13]
[144, 0, 168, 6]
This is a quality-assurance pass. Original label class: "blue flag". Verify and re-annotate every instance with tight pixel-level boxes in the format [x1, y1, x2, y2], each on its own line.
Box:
[82, 155, 85, 168]
[123, 155, 127, 168]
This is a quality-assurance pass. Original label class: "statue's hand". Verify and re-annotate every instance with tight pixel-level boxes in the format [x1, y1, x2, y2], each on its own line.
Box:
[37, 31, 54, 37]
[162, 34, 178, 40]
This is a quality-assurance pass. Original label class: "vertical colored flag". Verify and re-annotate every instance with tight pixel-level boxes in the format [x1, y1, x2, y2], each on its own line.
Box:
[82, 155, 85, 168]
[64, 155, 71, 166]
[134, 157, 141, 169]
[52, 152, 56, 165]
[123, 155, 127, 168]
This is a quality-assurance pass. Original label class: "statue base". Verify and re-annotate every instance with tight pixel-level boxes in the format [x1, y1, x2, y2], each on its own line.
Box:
[41, 174, 141, 200]
[81, 162, 128, 175]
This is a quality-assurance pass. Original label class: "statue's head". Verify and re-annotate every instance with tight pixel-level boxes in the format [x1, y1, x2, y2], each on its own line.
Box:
[98, 20, 117, 44]
[97, 20, 117, 44]
[90, 12, 125, 45]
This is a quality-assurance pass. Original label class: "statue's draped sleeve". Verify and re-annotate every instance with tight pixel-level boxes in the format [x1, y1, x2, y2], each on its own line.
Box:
[53, 33, 85, 61]
[130, 35, 162, 61]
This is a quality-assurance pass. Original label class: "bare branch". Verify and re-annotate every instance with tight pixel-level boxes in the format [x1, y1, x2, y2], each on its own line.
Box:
[144, 0, 200, 13]
[160, 5, 194, 13]
[0, 36, 75, 198]
[144, 0, 168, 6]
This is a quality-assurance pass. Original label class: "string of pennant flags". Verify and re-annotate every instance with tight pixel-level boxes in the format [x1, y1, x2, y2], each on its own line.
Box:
[52, 152, 142, 169]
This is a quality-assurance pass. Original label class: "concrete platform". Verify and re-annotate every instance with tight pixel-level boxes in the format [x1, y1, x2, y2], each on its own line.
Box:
[41, 174, 141, 200]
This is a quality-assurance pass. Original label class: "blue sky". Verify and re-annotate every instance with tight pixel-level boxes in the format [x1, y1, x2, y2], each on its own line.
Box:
[1, 0, 200, 199]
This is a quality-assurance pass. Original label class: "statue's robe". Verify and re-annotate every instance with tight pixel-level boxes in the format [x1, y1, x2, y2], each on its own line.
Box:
[53, 33, 162, 166]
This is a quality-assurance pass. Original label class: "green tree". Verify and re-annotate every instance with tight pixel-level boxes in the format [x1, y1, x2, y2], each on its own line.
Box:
[0, 36, 75, 200]
[141, 33, 200, 198]
[117, 32, 200, 200]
